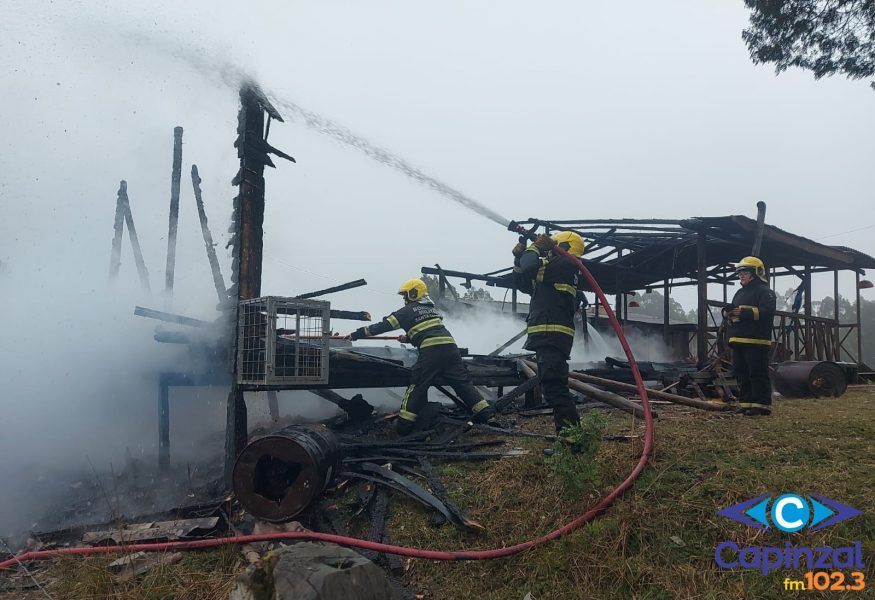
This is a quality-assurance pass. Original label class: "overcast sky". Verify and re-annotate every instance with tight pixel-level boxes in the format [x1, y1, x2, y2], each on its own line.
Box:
[2, 0, 873, 319]
[0, 2, 872, 524]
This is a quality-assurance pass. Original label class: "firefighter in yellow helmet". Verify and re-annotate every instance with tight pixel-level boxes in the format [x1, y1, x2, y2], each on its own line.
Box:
[346, 278, 494, 433]
[721, 256, 776, 416]
[512, 231, 586, 433]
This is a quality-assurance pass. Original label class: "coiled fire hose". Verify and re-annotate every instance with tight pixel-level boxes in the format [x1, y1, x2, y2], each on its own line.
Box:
[0, 223, 653, 569]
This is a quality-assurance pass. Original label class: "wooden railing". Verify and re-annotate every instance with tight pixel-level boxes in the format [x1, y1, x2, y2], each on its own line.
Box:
[704, 301, 859, 363]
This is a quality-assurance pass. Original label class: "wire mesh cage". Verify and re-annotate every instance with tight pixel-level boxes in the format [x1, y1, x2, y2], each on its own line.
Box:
[237, 297, 330, 387]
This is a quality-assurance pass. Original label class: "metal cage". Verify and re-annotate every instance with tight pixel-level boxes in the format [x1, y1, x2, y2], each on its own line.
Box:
[237, 297, 330, 387]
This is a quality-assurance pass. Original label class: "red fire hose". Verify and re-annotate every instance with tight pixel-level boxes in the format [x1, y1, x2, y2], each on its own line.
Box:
[0, 234, 653, 569]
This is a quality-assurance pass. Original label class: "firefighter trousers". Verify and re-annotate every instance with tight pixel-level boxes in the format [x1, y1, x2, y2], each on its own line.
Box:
[535, 346, 580, 432]
[399, 345, 489, 428]
[732, 343, 772, 410]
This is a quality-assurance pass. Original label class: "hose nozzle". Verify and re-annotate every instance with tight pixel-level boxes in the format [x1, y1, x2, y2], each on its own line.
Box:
[507, 220, 537, 241]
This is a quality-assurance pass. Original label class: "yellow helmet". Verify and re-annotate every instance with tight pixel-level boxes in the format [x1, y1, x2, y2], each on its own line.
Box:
[398, 278, 428, 302]
[733, 256, 767, 282]
[551, 231, 585, 257]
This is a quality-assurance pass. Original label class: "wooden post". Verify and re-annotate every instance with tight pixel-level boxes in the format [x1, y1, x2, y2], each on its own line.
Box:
[159, 374, 170, 468]
[191, 165, 227, 304]
[696, 232, 708, 363]
[804, 265, 812, 359]
[856, 271, 863, 367]
[164, 127, 184, 306]
[225, 88, 269, 482]
[663, 280, 670, 345]
[121, 184, 151, 293]
[834, 269, 841, 360]
[108, 181, 125, 280]
[267, 390, 280, 422]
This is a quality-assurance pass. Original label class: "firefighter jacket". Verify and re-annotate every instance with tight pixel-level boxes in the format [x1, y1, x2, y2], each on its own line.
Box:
[725, 278, 776, 346]
[351, 298, 456, 349]
[514, 245, 580, 357]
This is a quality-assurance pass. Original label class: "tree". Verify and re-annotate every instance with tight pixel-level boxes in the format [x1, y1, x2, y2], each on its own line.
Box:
[421, 274, 441, 299]
[628, 290, 691, 323]
[462, 285, 495, 302]
[742, 0, 875, 88]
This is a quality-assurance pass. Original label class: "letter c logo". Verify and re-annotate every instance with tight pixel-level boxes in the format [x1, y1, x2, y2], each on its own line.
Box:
[772, 494, 810, 532]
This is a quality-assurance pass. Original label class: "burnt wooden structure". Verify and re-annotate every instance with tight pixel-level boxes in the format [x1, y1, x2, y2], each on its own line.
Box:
[423, 216, 875, 371]
[224, 84, 295, 479]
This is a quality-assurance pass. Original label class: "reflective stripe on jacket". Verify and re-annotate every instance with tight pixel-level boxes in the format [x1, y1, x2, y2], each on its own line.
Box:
[726, 279, 776, 346]
[515, 246, 580, 357]
[354, 298, 456, 349]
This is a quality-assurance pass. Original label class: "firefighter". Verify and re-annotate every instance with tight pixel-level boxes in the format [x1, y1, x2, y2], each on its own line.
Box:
[513, 231, 585, 433]
[721, 256, 776, 416]
[346, 278, 495, 433]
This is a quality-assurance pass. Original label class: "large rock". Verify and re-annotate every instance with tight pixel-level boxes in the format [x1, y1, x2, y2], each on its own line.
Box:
[231, 542, 402, 600]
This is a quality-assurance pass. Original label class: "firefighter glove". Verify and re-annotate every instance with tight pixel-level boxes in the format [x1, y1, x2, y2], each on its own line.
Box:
[532, 234, 556, 252]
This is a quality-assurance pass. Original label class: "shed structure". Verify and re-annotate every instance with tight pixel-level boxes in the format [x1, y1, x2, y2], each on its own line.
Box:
[422, 216, 875, 372]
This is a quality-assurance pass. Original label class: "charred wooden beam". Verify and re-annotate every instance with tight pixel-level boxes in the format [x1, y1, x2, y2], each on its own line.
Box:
[121, 186, 151, 293]
[696, 232, 708, 363]
[134, 306, 210, 328]
[164, 126, 184, 304]
[226, 85, 291, 480]
[329, 309, 372, 321]
[296, 279, 367, 300]
[191, 165, 227, 304]
[109, 181, 151, 292]
[522, 359, 646, 418]
[312, 389, 374, 421]
[518, 358, 542, 409]
[134, 306, 212, 327]
[566, 370, 729, 411]
[420, 266, 510, 288]
[489, 328, 527, 357]
[418, 458, 483, 531]
[108, 181, 125, 280]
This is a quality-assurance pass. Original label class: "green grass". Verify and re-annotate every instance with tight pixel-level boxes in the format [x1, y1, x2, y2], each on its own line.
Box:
[3, 390, 873, 599]
[1, 544, 242, 600]
[389, 390, 875, 599]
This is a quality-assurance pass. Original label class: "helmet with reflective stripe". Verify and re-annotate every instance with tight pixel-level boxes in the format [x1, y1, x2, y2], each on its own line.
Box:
[551, 231, 585, 257]
[733, 256, 767, 282]
[398, 278, 428, 302]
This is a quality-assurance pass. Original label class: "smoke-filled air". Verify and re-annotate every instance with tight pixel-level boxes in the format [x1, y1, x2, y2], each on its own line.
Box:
[1, 0, 873, 568]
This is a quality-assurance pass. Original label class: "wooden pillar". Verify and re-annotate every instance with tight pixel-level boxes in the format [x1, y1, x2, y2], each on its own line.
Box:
[164, 127, 184, 307]
[192, 165, 228, 304]
[121, 185, 151, 293]
[856, 271, 863, 366]
[158, 375, 170, 468]
[614, 249, 623, 323]
[834, 270, 841, 360]
[696, 232, 708, 363]
[804, 265, 812, 359]
[225, 87, 271, 482]
[663, 280, 670, 345]
[109, 181, 125, 280]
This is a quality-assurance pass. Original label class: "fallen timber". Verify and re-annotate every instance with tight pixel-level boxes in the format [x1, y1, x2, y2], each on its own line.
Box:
[521, 359, 649, 418]
[568, 371, 730, 411]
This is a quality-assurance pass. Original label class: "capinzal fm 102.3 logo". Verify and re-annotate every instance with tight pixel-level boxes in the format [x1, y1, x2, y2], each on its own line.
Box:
[714, 492, 866, 580]
[718, 493, 862, 532]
